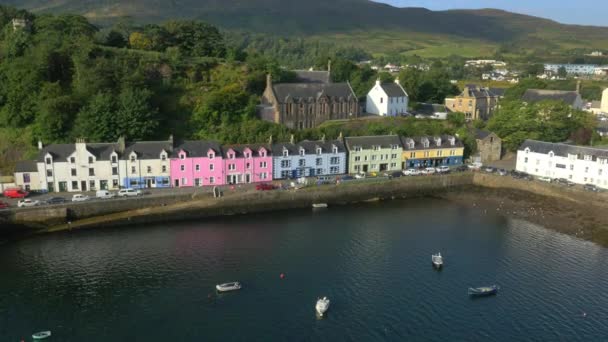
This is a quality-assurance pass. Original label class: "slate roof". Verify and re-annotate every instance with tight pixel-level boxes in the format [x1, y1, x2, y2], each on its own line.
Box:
[272, 83, 356, 102]
[474, 129, 493, 140]
[380, 83, 407, 97]
[272, 140, 346, 157]
[412, 103, 446, 116]
[37, 144, 75, 162]
[86, 143, 120, 161]
[521, 89, 581, 106]
[462, 85, 500, 99]
[123, 141, 173, 160]
[15, 160, 37, 173]
[518, 139, 608, 159]
[400, 135, 464, 151]
[293, 70, 330, 84]
[173, 141, 222, 158]
[222, 144, 271, 157]
[344, 135, 402, 150]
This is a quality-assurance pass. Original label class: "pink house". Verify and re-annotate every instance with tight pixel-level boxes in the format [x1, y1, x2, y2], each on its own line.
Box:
[170, 141, 225, 187]
[222, 144, 273, 184]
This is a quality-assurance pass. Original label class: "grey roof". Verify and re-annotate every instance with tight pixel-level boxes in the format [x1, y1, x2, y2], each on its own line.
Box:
[474, 129, 492, 140]
[413, 103, 446, 116]
[294, 70, 330, 84]
[344, 135, 402, 150]
[380, 83, 407, 97]
[173, 141, 222, 158]
[223, 144, 271, 157]
[521, 89, 580, 106]
[272, 140, 346, 157]
[489, 88, 506, 97]
[273, 83, 356, 102]
[124, 141, 173, 160]
[518, 139, 608, 159]
[86, 143, 120, 161]
[462, 85, 500, 99]
[400, 135, 464, 151]
[37, 144, 75, 162]
[15, 160, 37, 173]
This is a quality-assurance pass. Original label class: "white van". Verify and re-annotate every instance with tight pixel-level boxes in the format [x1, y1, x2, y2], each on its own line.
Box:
[117, 188, 142, 197]
[96, 190, 115, 199]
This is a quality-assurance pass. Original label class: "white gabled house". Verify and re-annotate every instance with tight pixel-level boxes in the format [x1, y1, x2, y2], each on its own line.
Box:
[516, 139, 608, 189]
[366, 78, 409, 116]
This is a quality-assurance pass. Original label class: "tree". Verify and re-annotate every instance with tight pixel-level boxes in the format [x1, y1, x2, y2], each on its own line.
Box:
[116, 87, 159, 140]
[557, 66, 568, 78]
[34, 83, 79, 142]
[129, 31, 153, 50]
[73, 92, 118, 142]
[163, 20, 225, 57]
[105, 30, 127, 48]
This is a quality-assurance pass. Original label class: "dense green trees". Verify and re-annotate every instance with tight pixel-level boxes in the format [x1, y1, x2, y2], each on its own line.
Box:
[398, 65, 459, 104]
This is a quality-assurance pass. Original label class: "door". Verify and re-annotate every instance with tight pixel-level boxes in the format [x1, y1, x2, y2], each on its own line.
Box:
[245, 174, 251, 183]
[100, 180, 108, 190]
[362, 165, 369, 173]
[147, 179, 152, 188]
[81, 181, 87, 191]
[47, 182, 55, 193]
[59, 182, 67, 192]
[174, 179, 180, 187]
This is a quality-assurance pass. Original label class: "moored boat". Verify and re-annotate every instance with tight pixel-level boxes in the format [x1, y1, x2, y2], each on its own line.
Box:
[312, 203, 328, 209]
[216, 282, 242, 292]
[468, 285, 499, 297]
[432, 252, 443, 268]
[316, 297, 330, 316]
[32, 331, 51, 340]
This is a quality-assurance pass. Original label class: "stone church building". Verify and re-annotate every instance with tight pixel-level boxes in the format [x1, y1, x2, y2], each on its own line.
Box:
[259, 66, 360, 130]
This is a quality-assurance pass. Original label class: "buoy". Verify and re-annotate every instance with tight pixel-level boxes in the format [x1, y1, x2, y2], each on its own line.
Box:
[280, 273, 285, 279]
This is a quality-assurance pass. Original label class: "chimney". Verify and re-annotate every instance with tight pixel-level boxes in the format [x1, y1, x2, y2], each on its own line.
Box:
[576, 80, 581, 94]
[117, 136, 126, 153]
[338, 131, 343, 142]
[266, 74, 272, 90]
[321, 134, 326, 142]
[268, 135, 273, 145]
[375, 78, 381, 86]
[395, 77, 400, 85]
[290, 134, 295, 144]
[37, 140, 43, 150]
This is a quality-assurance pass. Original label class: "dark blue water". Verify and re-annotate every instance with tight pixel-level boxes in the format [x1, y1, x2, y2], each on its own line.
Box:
[1, 199, 608, 341]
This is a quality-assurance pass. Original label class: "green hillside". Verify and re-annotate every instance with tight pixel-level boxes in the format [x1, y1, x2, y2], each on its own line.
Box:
[4, 0, 608, 57]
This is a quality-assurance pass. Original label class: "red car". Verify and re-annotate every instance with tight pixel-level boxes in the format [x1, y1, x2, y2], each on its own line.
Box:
[3, 188, 28, 199]
[255, 183, 276, 191]
[0, 201, 9, 209]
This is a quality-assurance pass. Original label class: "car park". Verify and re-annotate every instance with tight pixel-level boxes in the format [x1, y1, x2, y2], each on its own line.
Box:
[72, 194, 90, 202]
[255, 183, 276, 191]
[17, 199, 40, 208]
[436, 166, 450, 173]
[117, 188, 143, 197]
[584, 184, 599, 192]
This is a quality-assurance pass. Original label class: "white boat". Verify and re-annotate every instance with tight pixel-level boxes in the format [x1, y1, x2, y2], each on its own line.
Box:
[32, 331, 51, 339]
[316, 297, 330, 316]
[312, 203, 328, 208]
[432, 253, 443, 268]
[216, 282, 242, 292]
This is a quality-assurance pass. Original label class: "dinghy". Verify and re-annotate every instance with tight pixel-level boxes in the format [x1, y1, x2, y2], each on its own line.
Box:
[216, 282, 242, 293]
[316, 297, 330, 316]
[32, 331, 51, 340]
[468, 285, 499, 297]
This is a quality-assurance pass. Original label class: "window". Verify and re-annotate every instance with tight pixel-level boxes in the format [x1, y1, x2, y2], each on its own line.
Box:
[380, 155, 385, 161]
[391, 145, 398, 150]
[391, 154, 397, 159]
[599, 169, 603, 176]
[245, 152, 252, 158]
[380, 97, 383, 104]
[88, 157, 94, 164]
[316, 158, 323, 166]
[330, 167, 339, 174]
[46, 157, 52, 165]
[371, 155, 377, 161]
[299, 149, 305, 157]
[283, 150, 289, 157]
[71, 169, 77, 177]
[354, 147, 362, 152]
[524, 157, 528, 163]
[437, 151, 443, 157]
[332, 147, 338, 154]
[210, 164, 215, 171]
[390, 98, 393, 104]
[316, 168, 323, 175]
[299, 159, 306, 167]
[229, 153, 235, 160]
[208, 153, 215, 159]
[330, 157, 340, 165]
[182, 178, 187, 185]
[147, 166, 152, 174]
[260, 161, 267, 168]
[261, 172, 268, 180]
[195, 178, 202, 186]
[71, 181, 78, 189]
[180, 154, 185, 160]
[281, 160, 291, 168]
[228, 163, 236, 171]
[556, 164, 566, 169]
[584, 155, 592, 161]
[371, 164, 377, 169]
[317, 148, 322, 155]
[70, 157, 75, 163]
[131, 166, 136, 174]
[585, 167, 589, 173]
[209, 177, 215, 184]
[46, 170, 53, 177]
[89, 180, 95, 190]
[113, 179, 119, 187]
[354, 156, 361, 162]
[195, 164, 200, 172]
[111, 155, 118, 163]
[23, 173, 30, 183]
[161, 154, 167, 161]
[112, 167, 118, 175]
[130, 155, 136, 162]
[373, 146, 380, 151]
[354, 165, 360, 172]
[162, 165, 167, 173]
[410, 153, 415, 159]
[89, 168, 95, 176]
[180, 165, 185, 172]
[390, 163, 397, 168]
[281, 170, 291, 178]
[424, 152, 430, 158]
[260, 151, 266, 157]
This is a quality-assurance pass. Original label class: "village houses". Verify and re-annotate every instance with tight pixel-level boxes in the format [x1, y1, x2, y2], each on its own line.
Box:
[272, 136, 347, 179]
[344, 135, 403, 175]
[365, 79, 409, 116]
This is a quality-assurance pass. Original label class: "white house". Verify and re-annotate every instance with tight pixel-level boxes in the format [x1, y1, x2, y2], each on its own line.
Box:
[366, 79, 409, 116]
[516, 140, 608, 189]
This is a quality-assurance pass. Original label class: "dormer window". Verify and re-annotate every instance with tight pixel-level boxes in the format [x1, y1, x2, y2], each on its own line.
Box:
[45, 157, 52, 165]
[391, 144, 398, 150]
[449, 137, 456, 146]
[260, 150, 266, 157]
[354, 146, 362, 152]
[244, 152, 251, 159]
[70, 157, 75, 163]
[299, 149, 305, 156]
[332, 146, 338, 154]
[208, 152, 215, 159]
[180, 153, 186, 160]
[161, 153, 167, 161]
[283, 149, 289, 157]
[229, 152, 235, 159]
[525, 148, 530, 154]
[317, 148, 322, 155]
[584, 155, 592, 161]
[130, 155, 136, 162]
[111, 155, 118, 163]
[408, 141, 414, 149]
[548, 151, 554, 158]
[373, 145, 380, 151]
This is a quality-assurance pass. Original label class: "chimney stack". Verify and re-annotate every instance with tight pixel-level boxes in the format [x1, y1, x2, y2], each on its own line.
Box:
[266, 74, 272, 90]
[268, 135, 273, 145]
[290, 134, 295, 144]
[338, 131, 343, 142]
[118, 136, 126, 153]
[321, 134, 326, 142]
[37, 140, 43, 150]
[375, 78, 381, 86]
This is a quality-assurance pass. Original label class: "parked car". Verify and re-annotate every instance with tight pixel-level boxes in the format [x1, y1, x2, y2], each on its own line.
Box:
[0, 201, 9, 209]
[117, 188, 142, 197]
[455, 165, 468, 172]
[537, 177, 552, 183]
[339, 175, 354, 182]
[468, 162, 483, 170]
[389, 171, 403, 178]
[354, 172, 366, 179]
[96, 190, 116, 199]
[317, 176, 335, 184]
[45, 197, 68, 205]
[584, 184, 599, 192]
[555, 178, 575, 187]
[255, 183, 276, 191]
[436, 166, 450, 173]
[511, 171, 533, 180]
[3, 188, 28, 199]
[17, 199, 40, 208]
[497, 169, 508, 176]
[424, 167, 436, 175]
[403, 169, 420, 176]
[72, 194, 90, 202]
[484, 166, 495, 173]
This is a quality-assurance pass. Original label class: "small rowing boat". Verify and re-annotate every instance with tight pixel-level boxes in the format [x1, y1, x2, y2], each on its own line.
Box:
[431, 252, 443, 268]
[316, 297, 330, 316]
[32, 331, 51, 340]
[312, 203, 328, 209]
[216, 282, 242, 293]
[468, 285, 499, 297]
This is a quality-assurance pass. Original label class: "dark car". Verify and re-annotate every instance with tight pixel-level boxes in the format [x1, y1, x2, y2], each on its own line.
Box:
[555, 178, 575, 187]
[255, 183, 276, 191]
[0, 201, 9, 209]
[455, 165, 468, 172]
[339, 175, 354, 182]
[390, 171, 403, 178]
[45, 197, 68, 205]
[584, 184, 599, 192]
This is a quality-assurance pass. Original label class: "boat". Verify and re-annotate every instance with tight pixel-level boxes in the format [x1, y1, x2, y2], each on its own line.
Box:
[468, 285, 499, 297]
[431, 252, 443, 268]
[216, 282, 242, 292]
[32, 331, 52, 339]
[316, 297, 330, 316]
[312, 203, 328, 209]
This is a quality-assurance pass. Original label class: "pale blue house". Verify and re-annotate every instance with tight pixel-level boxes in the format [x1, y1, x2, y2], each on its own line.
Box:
[272, 136, 347, 179]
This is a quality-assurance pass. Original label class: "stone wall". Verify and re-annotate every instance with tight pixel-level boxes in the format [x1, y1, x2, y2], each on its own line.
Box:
[476, 135, 502, 164]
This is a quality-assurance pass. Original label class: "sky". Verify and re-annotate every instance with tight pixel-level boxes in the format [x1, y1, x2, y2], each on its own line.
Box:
[376, 0, 605, 27]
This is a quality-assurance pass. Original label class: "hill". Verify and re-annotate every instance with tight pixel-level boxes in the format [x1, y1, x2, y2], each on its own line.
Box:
[5, 0, 608, 57]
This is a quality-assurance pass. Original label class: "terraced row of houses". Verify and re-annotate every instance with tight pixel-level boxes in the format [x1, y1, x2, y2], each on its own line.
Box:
[13, 134, 464, 193]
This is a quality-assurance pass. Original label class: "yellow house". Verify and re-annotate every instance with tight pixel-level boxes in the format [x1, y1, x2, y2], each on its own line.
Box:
[400, 136, 464, 169]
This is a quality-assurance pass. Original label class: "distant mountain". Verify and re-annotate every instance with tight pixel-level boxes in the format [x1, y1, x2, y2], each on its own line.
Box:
[4, 0, 608, 55]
